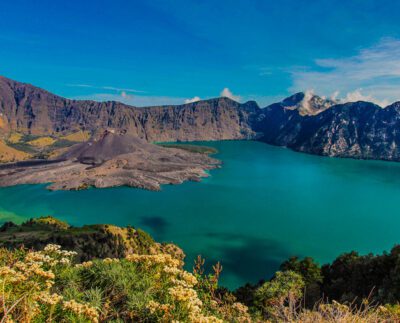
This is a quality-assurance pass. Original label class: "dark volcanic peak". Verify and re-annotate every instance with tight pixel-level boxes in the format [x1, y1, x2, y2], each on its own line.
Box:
[60, 130, 152, 165]
[384, 100, 400, 110]
[281, 92, 305, 106]
[0, 129, 220, 191]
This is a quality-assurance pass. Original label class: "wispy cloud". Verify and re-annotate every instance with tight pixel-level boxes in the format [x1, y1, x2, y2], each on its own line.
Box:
[220, 88, 241, 102]
[184, 96, 201, 103]
[343, 89, 390, 107]
[67, 83, 145, 93]
[290, 38, 400, 106]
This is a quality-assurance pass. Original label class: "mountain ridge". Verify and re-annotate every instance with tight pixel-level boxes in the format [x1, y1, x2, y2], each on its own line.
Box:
[2, 75, 400, 161]
[0, 75, 259, 142]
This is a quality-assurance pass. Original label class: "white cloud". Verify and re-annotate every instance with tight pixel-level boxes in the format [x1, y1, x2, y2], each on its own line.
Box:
[330, 91, 340, 101]
[220, 88, 241, 102]
[184, 96, 201, 104]
[342, 89, 390, 107]
[290, 38, 400, 107]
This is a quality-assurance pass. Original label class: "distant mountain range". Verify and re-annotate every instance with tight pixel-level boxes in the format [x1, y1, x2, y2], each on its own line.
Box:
[1, 75, 400, 161]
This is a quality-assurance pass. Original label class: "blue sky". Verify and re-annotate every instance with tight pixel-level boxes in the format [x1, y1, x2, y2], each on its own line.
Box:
[1, 0, 400, 106]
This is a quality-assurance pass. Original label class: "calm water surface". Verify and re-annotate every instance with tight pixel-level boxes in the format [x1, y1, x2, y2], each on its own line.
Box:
[1, 141, 400, 288]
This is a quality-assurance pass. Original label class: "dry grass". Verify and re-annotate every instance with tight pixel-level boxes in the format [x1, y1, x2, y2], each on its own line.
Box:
[0, 140, 31, 162]
[269, 298, 400, 322]
[7, 132, 23, 144]
[47, 146, 70, 159]
[0, 116, 7, 129]
[60, 131, 91, 142]
[27, 136, 56, 148]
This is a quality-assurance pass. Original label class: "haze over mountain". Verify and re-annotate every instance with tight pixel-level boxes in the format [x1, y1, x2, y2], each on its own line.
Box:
[2, 75, 400, 161]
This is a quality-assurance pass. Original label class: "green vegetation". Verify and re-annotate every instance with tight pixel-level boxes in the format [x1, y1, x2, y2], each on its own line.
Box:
[0, 216, 184, 262]
[157, 143, 218, 154]
[1, 217, 400, 322]
[48, 139, 76, 149]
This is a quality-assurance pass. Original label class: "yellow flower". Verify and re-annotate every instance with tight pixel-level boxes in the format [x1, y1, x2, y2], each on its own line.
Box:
[76, 260, 93, 268]
[63, 299, 99, 323]
[103, 258, 119, 264]
[35, 292, 63, 305]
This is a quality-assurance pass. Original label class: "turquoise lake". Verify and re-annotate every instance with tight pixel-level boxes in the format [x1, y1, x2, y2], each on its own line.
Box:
[1, 140, 400, 289]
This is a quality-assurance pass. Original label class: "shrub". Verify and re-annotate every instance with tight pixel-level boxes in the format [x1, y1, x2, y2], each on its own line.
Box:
[255, 270, 305, 319]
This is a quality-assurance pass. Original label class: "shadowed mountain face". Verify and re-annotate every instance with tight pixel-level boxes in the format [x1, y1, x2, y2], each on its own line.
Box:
[254, 101, 400, 161]
[2, 75, 400, 161]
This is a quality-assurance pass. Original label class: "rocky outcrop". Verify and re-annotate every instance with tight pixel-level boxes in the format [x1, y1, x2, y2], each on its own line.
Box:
[3, 75, 400, 162]
[0, 76, 258, 141]
[277, 92, 336, 116]
[0, 131, 220, 190]
[255, 100, 400, 161]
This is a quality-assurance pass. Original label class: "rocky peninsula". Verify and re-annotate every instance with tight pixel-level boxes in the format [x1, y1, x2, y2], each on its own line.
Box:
[0, 130, 219, 191]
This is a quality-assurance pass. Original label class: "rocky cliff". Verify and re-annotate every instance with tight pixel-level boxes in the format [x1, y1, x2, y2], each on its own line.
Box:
[0, 76, 258, 141]
[254, 99, 400, 161]
[3, 75, 400, 162]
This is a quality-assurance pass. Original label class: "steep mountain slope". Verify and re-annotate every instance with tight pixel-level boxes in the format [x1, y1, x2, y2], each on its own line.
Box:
[3, 75, 400, 162]
[255, 100, 400, 161]
[278, 91, 336, 116]
[0, 76, 259, 141]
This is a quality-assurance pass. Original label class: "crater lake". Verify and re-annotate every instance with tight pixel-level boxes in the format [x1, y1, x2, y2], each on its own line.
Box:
[1, 140, 400, 289]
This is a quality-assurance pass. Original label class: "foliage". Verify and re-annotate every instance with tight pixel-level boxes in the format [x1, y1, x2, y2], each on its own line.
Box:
[0, 244, 98, 322]
[321, 246, 400, 304]
[1, 217, 400, 322]
[27, 216, 71, 230]
[0, 245, 249, 322]
[157, 143, 218, 154]
[192, 255, 251, 322]
[254, 271, 304, 319]
[271, 299, 400, 322]
[280, 256, 322, 286]
[0, 217, 184, 263]
[280, 256, 322, 306]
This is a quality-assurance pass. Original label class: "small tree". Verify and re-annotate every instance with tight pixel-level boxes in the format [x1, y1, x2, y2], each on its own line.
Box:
[255, 270, 304, 319]
[280, 256, 322, 306]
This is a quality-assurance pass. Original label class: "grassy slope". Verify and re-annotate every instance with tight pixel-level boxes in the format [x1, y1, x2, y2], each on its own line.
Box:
[27, 136, 57, 148]
[1, 131, 92, 162]
[0, 139, 31, 162]
[60, 130, 91, 142]
[0, 216, 184, 262]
